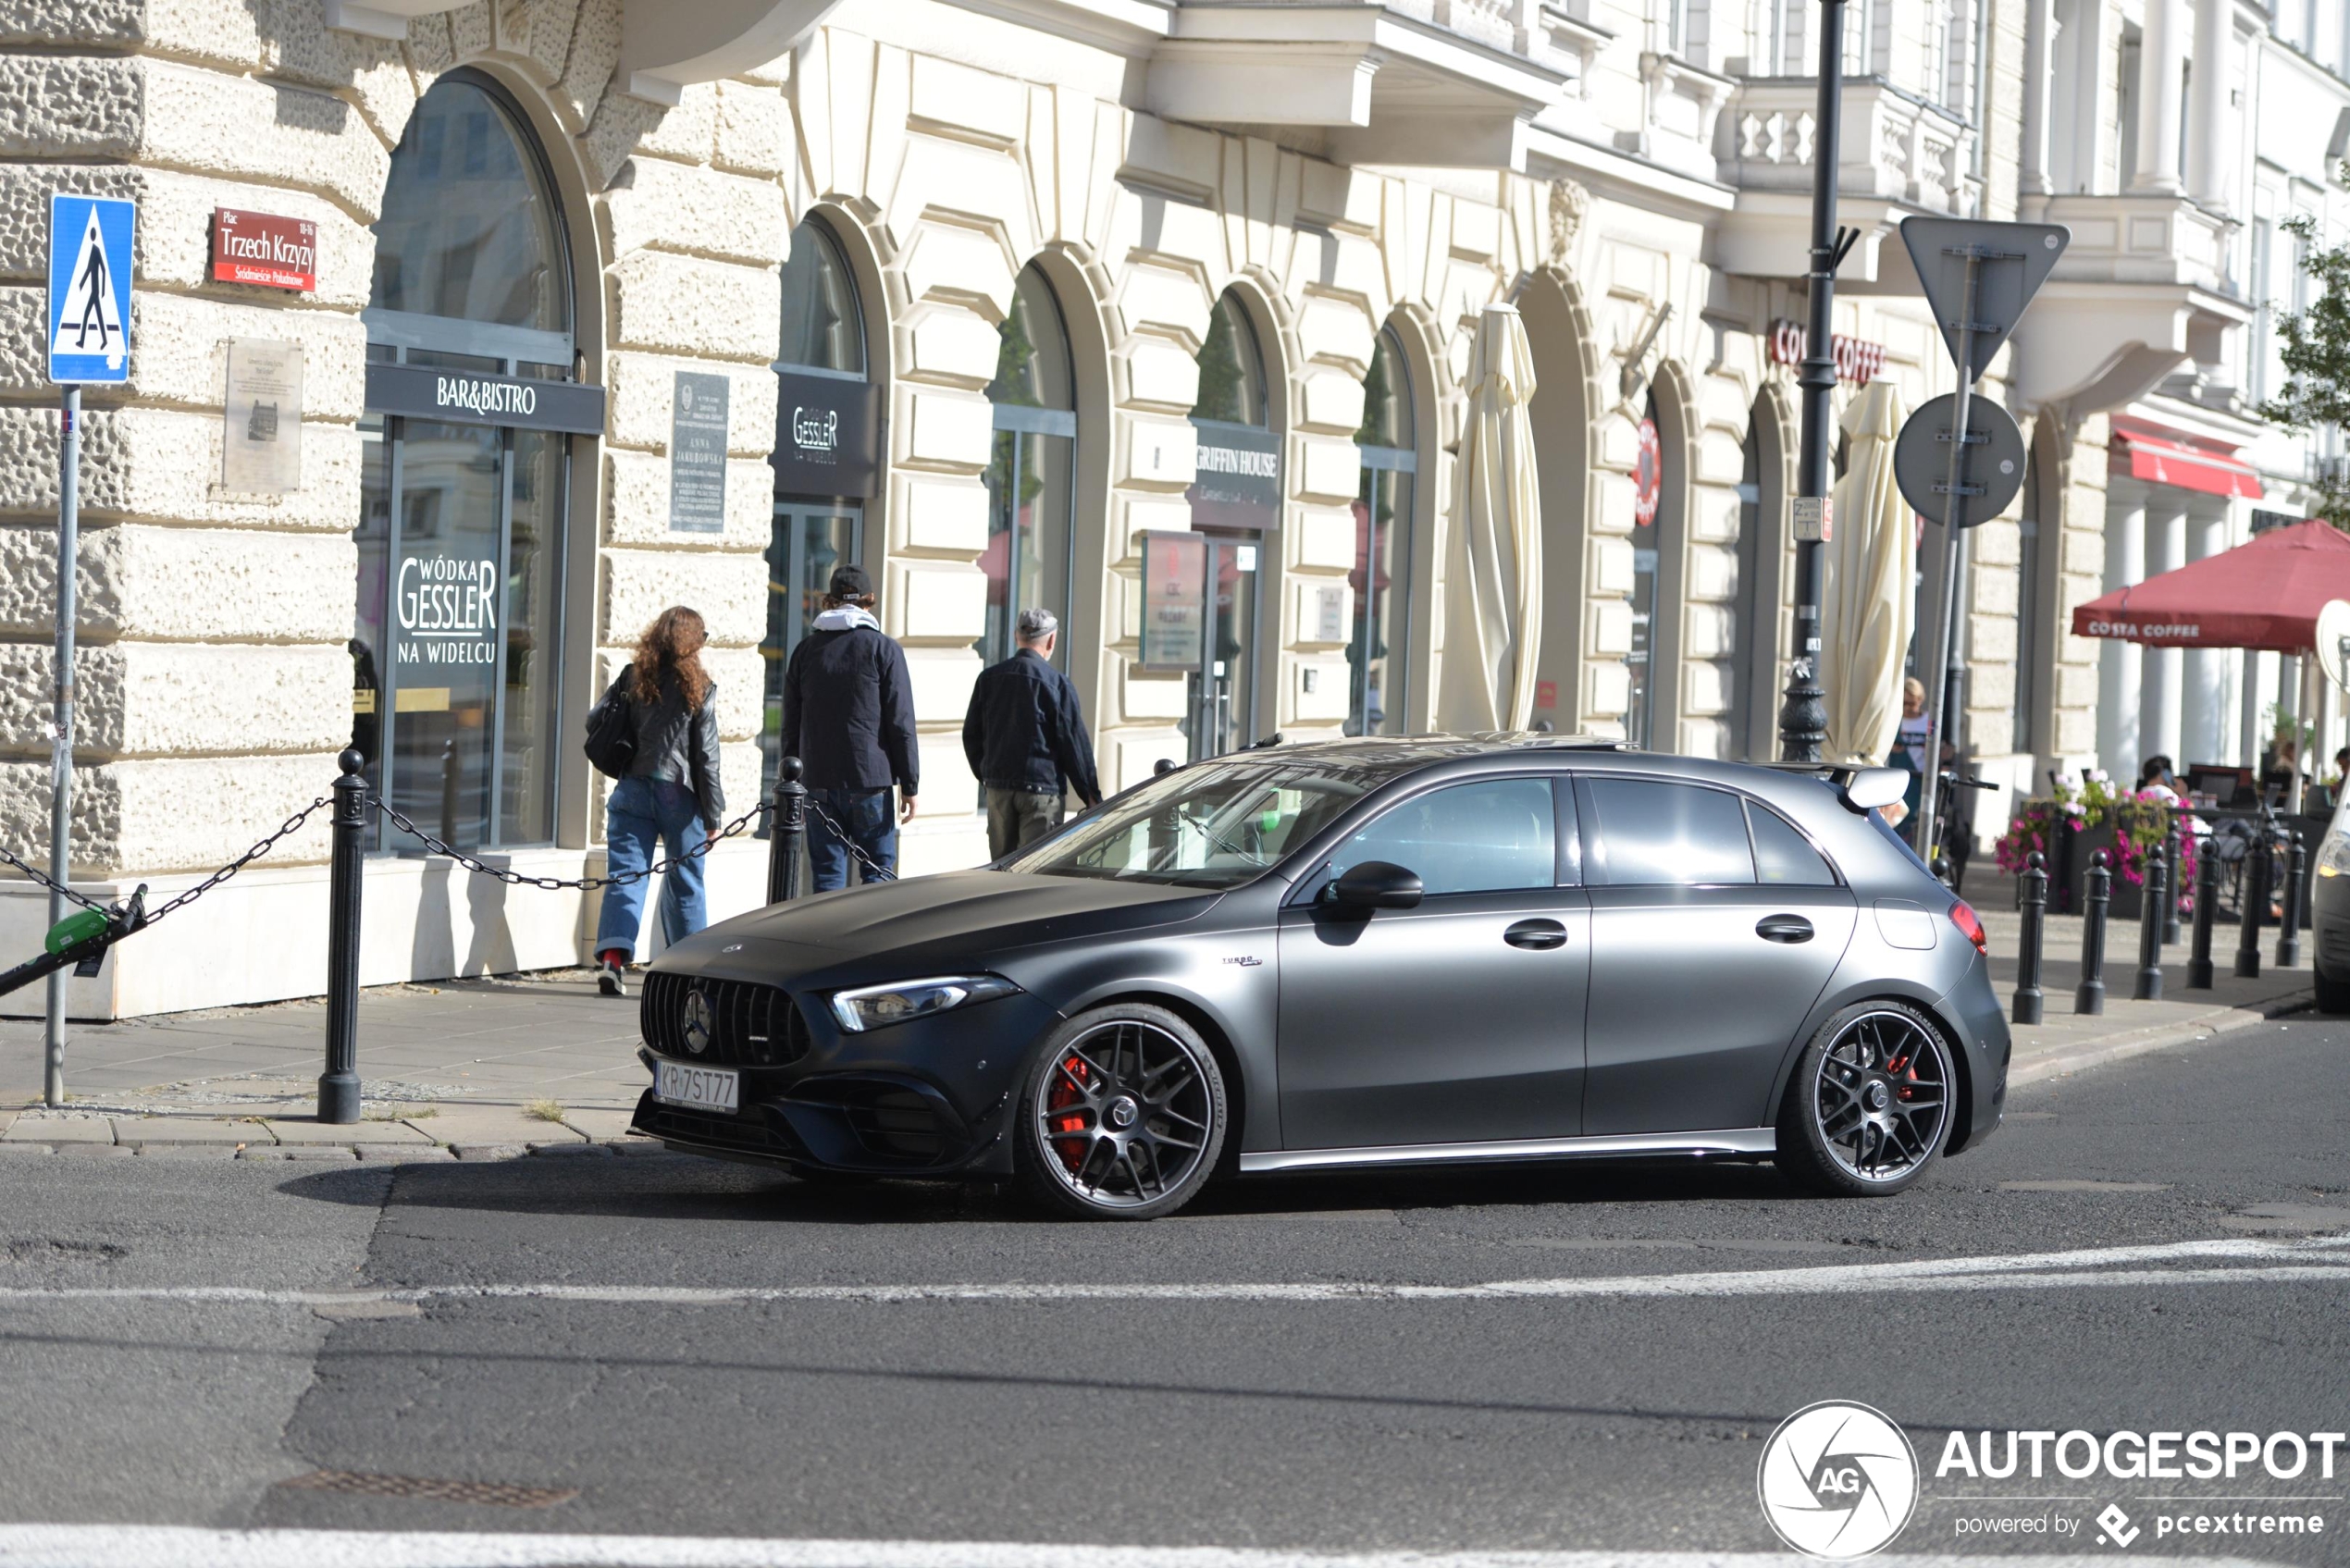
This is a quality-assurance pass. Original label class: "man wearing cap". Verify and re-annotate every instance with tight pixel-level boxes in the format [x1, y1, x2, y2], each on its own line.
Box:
[964, 607, 1102, 860]
[780, 563, 920, 890]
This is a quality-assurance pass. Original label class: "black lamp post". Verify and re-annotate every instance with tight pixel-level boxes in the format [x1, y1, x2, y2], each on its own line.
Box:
[1779, 0, 1853, 763]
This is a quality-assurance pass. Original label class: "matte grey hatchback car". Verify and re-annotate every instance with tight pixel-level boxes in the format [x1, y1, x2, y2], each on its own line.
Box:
[632, 738, 2010, 1218]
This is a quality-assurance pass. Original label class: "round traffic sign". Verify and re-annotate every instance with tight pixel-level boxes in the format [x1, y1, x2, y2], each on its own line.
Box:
[1893, 394, 2025, 528]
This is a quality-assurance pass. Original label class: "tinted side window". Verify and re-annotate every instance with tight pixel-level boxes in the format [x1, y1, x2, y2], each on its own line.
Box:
[1329, 778, 1557, 896]
[1748, 801, 1837, 885]
[1582, 778, 1755, 886]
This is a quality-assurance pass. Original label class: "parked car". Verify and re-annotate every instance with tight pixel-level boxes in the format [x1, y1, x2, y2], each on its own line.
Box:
[2310, 792, 2350, 1013]
[630, 737, 2010, 1219]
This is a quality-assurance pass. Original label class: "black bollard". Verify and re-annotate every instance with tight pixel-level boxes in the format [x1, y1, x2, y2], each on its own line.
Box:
[2161, 817, 2183, 945]
[766, 756, 806, 905]
[1154, 758, 1176, 775]
[2186, 841, 2217, 990]
[319, 748, 366, 1125]
[439, 737, 459, 846]
[2011, 849, 2047, 1025]
[2133, 843, 2167, 1002]
[2278, 831, 2306, 969]
[2234, 832, 2269, 980]
[2075, 850, 2110, 1016]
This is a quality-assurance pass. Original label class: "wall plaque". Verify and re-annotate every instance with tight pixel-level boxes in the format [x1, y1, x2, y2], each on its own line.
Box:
[221, 337, 303, 495]
[670, 370, 730, 535]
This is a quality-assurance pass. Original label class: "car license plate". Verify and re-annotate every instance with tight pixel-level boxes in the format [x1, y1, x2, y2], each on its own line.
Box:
[653, 1060, 738, 1114]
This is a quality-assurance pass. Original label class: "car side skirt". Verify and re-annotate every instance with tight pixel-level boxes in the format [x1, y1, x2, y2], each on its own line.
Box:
[1236, 1128, 1777, 1174]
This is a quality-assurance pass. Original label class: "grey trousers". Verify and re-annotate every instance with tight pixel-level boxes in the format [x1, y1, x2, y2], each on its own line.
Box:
[985, 786, 1066, 860]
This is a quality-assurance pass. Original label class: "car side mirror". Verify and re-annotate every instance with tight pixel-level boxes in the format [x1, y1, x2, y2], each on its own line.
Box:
[1328, 860, 1423, 913]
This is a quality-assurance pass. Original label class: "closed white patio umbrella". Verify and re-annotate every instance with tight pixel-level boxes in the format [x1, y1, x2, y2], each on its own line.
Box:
[1434, 303, 1543, 732]
[1820, 379, 1913, 766]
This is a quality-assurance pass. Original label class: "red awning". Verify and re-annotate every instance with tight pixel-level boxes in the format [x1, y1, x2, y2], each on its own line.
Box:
[2115, 432, 2264, 499]
[2072, 518, 2350, 651]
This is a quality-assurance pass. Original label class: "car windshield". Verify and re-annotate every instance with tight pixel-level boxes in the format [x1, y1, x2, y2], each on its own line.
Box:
[1008, 757, 1382, 888]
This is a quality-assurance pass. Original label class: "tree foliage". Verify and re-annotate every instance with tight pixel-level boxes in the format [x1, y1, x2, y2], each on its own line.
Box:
[2257, 211, 2350, 526]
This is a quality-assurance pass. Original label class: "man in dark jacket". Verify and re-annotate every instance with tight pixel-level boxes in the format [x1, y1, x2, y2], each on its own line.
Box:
[781, 564, 920, 890]
[963, 607, 1101, 859]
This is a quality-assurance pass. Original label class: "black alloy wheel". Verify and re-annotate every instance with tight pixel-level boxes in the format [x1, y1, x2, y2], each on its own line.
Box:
[1013, 1003, 1227, 1220]
[1775, 1000, 1954, 1197]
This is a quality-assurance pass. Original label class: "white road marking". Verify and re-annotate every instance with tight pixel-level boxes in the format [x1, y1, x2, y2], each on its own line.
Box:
[0, 1526, 2282, 1568]
[0, 1236, 2343, 1310]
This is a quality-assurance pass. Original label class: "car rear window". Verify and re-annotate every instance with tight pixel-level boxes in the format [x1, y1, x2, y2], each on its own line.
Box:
[1582, 778, 1754, 886]
[1748, 801, 1837, 884]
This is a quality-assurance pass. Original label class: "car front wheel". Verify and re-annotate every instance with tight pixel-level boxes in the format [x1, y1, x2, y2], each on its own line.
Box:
[1775, 1000, 1954, 1197]
[2315, 968, 2350, 1015]
[1012, 1003, 1227, 1220]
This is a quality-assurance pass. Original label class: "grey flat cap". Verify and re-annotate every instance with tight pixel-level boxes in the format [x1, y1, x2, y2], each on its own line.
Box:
[1017, 606, 1059, 639]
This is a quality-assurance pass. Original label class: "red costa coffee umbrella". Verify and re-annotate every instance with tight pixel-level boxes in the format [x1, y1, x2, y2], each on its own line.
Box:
[2071, 518, 2350, 651]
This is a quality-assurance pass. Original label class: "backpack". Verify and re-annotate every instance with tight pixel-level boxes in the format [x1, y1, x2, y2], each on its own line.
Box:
[583, 671, 637, 780]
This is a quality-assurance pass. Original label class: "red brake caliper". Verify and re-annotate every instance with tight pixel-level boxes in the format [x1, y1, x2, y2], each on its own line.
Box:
[1046, 1055, 1091, 1173]
[1886, 1052, 1913, 1101]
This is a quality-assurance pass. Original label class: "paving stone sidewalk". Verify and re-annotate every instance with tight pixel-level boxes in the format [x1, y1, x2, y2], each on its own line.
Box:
[0, 876, 2318, 1156]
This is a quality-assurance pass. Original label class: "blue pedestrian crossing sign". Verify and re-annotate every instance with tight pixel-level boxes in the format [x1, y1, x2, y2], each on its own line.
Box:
[48, 194, 135, 384]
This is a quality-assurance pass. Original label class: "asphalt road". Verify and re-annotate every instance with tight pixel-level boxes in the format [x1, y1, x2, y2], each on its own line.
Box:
[1, 1017, 2345, 1566]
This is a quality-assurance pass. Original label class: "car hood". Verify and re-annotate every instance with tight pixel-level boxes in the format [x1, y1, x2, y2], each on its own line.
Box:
[661, 870, 1220, 977]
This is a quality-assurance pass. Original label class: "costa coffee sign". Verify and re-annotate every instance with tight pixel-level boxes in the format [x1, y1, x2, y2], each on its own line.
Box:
[1768, 319, 1886, 384]
[212, 207, 317, 291]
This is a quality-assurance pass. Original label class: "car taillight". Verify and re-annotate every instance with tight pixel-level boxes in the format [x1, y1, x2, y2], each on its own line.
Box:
[1948, 899, 1987, 955]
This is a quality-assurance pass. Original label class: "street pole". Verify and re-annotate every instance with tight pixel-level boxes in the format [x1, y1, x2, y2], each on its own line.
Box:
[44, 387, 80, 1108]
[1778, 0, 1847, 764]
[1914, 250, 1984, 871]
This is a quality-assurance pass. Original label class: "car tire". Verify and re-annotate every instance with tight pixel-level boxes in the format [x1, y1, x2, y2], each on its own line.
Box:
[1775, 1000, 1955, 1198]
[1012, 1002, 1228, 1221]
[2316, 968, 2350, 1014]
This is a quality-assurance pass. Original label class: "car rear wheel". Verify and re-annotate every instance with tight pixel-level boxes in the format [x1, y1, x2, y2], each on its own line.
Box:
[1775, 1001, 1953, 1197]
[1013, 1004, 1227, 1220]
[2316, 968, 2350, 1014]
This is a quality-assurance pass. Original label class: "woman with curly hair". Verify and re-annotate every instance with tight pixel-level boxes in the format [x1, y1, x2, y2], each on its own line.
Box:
[588, 606, 724, 996]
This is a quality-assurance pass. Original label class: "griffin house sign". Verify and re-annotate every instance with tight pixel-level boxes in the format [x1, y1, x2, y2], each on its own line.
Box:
[211, 208, 317, 292]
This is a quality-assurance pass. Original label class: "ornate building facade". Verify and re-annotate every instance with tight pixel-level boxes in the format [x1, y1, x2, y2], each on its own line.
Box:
[0, 0, 2333, 1014]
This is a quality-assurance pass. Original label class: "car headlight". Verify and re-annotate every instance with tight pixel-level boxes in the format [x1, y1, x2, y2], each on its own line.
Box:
[2318, 832, 2350, 880]
[828, 974, 1021, 1033]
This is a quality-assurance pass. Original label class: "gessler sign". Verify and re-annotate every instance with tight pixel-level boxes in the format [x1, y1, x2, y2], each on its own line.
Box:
[211, 207, 317, 292]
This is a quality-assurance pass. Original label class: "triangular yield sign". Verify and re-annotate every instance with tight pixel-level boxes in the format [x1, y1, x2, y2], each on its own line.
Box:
[51, 208, 126, 367]
[1899, 217, 2069, 385]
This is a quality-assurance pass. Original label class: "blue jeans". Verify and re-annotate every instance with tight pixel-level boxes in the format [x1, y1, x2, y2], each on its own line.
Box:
[809, 786, 897, 892]
[595, 778, 709, 958]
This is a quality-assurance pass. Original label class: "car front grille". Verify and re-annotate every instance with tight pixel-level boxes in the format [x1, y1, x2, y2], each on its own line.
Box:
[640, 970, 811, 1067]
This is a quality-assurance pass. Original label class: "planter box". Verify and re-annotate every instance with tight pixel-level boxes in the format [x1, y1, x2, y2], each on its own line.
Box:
[2064, 824, 2144, 923]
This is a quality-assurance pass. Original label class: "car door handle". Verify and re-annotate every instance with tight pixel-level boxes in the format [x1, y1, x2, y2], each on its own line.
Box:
[1756, 914, 1814, 944]
[1503, 919, 1569, 951]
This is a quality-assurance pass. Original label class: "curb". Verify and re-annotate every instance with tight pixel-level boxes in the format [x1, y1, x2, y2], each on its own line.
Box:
[2008, 988, 2316, 1088]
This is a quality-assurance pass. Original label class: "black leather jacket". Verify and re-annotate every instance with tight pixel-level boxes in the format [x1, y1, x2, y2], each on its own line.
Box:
[611, 665, 724, 830]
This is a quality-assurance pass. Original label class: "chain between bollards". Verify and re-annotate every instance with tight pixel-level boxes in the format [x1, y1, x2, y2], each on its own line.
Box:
[2234, 832, 2269, 980]
[2074, 849, 2109, 1016]
[2132, 842, 2167, 1002]
[2186, 840, 2218, 990]
[318, 747, 367, 1124]
[2277, 830, 2306, 969]
[2010, 849, 2046, 1025]
[766, 756, 807, 905]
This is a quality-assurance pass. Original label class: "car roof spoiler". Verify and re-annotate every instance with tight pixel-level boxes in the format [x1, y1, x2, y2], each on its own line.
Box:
[1762, 762, 1908, 814]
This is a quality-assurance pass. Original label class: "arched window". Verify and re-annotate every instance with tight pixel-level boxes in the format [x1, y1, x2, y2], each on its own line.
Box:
[765, 216, 876, 802]
[777, 220, 863, 377]
[1184, 290, 1280, 759]
[356, 72, 576, 853]
[983, 264, 1077, 671]
[1351, 326, 1416, 735]
[1626, 394, 1664, 748]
